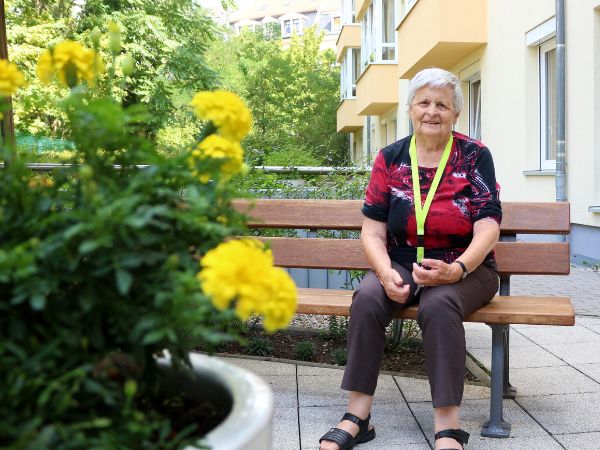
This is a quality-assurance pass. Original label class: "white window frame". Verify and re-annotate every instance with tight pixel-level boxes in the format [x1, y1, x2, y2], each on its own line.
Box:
[341, 48, 361, 99]
[468, 73, 481, 141]
[540, 38, 557, 170]
[361, 0, 397, 68]
[342, 0, 356, 24]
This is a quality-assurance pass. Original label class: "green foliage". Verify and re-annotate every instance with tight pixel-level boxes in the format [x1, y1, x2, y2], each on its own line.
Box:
[0, 67, 248, 450]
[207, 28, 349, 167]
[245, 337, 273, 357]
[294, 340, 316, 361]
[6, 0, 216, 145]
[333, 347, 348, 366]
[327, 316, 349, 339]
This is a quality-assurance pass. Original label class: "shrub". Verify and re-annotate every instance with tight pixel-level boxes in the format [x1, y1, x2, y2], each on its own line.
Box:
[245, 337, 273, 357]
[0, 35, 296, 449]
[295, 340, 316, 361]
[333, 347, 348, 366]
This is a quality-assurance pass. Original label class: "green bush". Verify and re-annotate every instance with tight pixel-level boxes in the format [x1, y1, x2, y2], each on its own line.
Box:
[245, 337, 273, 357]
[0, 36, 297, 449]
[295, 340, 316, 361]
[333, 347, 348, 366]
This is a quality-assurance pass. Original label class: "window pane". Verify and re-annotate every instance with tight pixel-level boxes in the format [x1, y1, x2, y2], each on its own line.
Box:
[470, 79, 481, 140]
[284, 20, 291, 35]
[545, 48, 557, 161]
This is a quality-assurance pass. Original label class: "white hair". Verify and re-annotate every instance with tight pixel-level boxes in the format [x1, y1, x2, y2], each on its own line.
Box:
[406, 68, 463, 113]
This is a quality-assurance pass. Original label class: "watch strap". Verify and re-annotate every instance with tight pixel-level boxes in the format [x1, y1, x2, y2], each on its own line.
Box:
[454, 260, 468, 278]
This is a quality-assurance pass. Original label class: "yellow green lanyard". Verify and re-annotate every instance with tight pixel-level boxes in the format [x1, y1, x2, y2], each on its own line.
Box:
[409, 135, 453, 263]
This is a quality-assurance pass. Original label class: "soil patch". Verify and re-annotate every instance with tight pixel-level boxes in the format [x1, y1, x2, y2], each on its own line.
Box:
[217, 327, 479, 382]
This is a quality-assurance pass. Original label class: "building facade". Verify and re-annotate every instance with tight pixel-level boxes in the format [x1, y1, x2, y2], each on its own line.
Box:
[337, 0, 600, 263]
[215, 0, 342, 51]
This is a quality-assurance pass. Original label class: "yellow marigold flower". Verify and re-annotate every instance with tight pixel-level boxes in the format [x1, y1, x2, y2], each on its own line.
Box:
[198, 239, 297, 332]
[0, 59, 26, 97]
[259, 267, 298, 333]
[199, 239, 273, 311]
[190, 90, 252, 141]
[37, 40, 105, 88]
[187, 134, 244, 181]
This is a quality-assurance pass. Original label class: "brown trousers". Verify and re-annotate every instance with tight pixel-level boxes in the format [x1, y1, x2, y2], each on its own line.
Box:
[341, 261, 499, 408]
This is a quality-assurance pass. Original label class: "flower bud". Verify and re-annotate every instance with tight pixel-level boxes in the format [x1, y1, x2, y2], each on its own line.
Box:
[108, 21, 121, 55]
[120, 54, 134, 76]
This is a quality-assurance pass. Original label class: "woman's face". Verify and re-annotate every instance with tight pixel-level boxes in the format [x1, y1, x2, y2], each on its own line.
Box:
[409, 86, 460, 140]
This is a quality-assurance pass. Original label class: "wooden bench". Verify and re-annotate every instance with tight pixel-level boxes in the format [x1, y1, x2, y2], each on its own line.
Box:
[233, 199, 575, 438]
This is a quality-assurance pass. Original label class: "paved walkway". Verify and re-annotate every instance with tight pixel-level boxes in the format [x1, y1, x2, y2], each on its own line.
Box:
[221, 266, 600, 449]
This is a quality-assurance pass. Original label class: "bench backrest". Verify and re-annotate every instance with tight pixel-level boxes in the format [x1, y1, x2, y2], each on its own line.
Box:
[233, 199, 570, 277]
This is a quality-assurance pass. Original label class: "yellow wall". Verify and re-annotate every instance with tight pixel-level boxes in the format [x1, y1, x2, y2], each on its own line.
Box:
[344, 0, 600, 228]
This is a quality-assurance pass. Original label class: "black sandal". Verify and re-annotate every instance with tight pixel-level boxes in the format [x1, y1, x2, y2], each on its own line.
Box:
[319, 412, 376, 450]
[434, 428, 470, 449]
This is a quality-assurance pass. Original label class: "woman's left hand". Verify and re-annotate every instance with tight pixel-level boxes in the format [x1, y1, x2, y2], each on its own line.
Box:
[412, 258, 463, 286]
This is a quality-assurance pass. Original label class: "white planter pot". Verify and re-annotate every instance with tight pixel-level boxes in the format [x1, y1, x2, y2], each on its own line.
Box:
[157, 353, 274, 450]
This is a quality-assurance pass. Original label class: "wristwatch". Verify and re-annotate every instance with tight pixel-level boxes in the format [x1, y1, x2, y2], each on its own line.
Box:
[454, 260, 468, 279]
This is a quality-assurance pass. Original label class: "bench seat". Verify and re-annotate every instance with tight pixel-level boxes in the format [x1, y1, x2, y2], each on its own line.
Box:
[233, 198, 575, 438]
[297, 288, 575, 326]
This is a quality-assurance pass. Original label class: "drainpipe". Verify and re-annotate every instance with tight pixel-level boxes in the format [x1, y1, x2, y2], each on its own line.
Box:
[555, 0, 567, 242]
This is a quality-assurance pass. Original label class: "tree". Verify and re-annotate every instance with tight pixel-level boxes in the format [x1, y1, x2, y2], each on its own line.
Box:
[6, 0, 218, 152]
[206, 27, 349, 167]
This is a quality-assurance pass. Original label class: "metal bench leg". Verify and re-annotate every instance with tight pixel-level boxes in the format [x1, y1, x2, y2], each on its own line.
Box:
[503, 327, 517, 399]
[481, 324, 511, 438]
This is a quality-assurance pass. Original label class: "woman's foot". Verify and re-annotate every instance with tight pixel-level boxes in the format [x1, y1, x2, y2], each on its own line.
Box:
[319, 413, 375, 450]
[319, 418, 359, 450]
[434, 436, 463, 449]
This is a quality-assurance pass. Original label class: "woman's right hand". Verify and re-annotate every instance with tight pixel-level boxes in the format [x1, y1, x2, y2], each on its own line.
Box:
[376, 267, 410, 304]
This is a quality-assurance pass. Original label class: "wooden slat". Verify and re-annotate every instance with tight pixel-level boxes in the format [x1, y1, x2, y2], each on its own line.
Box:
[233, 199, 363, 230]
[234, 199, 570, 234]
[501, 202, 570, 234]
[296, 288, 575, 326]
[262, 237, 571, 275]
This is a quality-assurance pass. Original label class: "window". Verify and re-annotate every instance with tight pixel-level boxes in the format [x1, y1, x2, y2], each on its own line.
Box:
[319, 14, 341, 34]
[540, 39, 557, 170]
[469, 75, 481, 140]
[382, 0, 395, 60]
[283, 20, 291, 36]
[361, 0, 396, 68]
[342, 0, 356, 24]
[341, 48, 361, 99]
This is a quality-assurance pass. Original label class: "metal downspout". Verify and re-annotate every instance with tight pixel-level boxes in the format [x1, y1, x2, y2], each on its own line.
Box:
[556, 0, 567, 241]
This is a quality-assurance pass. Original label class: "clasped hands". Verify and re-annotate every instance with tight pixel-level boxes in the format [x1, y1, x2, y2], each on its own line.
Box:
[376, 258, 463, 304]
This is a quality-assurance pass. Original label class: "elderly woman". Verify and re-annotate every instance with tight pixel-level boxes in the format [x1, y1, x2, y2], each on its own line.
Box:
[319, 68, 501, 450]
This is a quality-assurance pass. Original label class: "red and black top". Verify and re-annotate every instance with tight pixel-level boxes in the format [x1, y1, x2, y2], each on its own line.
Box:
[362, 132, 502, 266]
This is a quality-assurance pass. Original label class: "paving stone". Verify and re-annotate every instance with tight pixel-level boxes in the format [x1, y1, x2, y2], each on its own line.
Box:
[299, 402, 427, 449]
[510, 324, 600, 345]
[298, 371, 402, 407]
[572, 362, 600, 383]
[394, 375, 489, 403]
[465, 325, 536, 350]
[216, 356, 296, 376]
[554, 431, 600, 450]
[272, 406, 300, 450]
[516, 392, 600, 434]
[463, 436, 563, 450]
[408, 398, 549, 439]
[467, 344, 566, 370]
[543, 341, 600, 365]
[508, 365, 600, 396]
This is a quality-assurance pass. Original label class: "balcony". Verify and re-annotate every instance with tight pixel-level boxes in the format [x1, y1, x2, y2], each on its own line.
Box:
[336, 24, 361, 63]
[337, 99, 364, 132]
[355, 0, 370, 21]
[396, 0, 487, 79]
[355, 63, 398, 115]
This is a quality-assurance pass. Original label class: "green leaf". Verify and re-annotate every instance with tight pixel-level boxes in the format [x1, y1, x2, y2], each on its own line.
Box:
[116, 269, 133, 295]
[30, 294, 46, 311]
